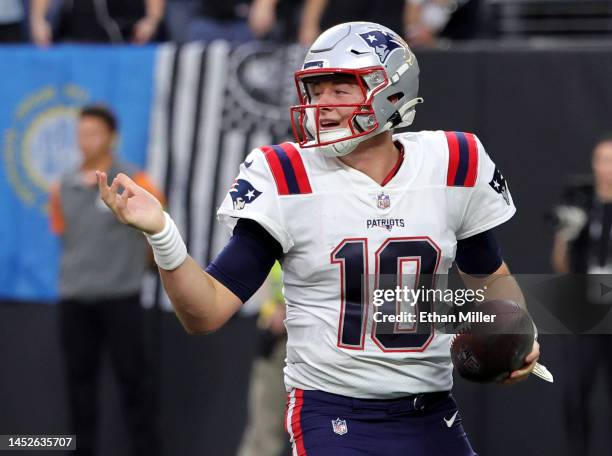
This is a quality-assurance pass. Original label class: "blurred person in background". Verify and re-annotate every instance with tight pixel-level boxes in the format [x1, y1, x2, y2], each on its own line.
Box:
[187, 0, 253, 44]
[551, 133, 612, 456]
[0, 0, 26, 42]
[298, 0, 406, 46]
[248, 0, 304, 43]
[30, 0, 165, 46]
[237, 262, 289, 456]
[405, 0, 484, 48]
[49, 105, 163, 456]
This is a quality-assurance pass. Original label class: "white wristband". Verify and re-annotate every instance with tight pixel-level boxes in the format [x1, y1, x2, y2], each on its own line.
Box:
[145, 212, 188, 270]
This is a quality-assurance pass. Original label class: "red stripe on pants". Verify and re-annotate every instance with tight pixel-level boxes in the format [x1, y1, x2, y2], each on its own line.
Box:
[291, 389, 307, 455]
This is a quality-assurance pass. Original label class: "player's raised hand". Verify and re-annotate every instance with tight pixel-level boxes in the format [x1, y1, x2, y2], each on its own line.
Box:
[97, 171, 165, 235]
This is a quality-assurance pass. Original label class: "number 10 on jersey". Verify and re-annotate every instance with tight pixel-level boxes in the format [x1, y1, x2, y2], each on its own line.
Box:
[331, 237, 441, 353]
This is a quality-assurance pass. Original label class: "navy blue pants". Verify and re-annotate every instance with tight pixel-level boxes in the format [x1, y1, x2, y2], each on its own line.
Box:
[285, 389, 477, 456]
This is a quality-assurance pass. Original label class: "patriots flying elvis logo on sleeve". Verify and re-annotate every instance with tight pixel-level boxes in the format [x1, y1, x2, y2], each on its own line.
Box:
[229, 179, 262, 210]
[358, 30, 402, 63]
[489, 167, 510, 205]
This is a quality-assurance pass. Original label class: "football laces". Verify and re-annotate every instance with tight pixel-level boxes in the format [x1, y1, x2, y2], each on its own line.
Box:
[532, 362, 554, 383]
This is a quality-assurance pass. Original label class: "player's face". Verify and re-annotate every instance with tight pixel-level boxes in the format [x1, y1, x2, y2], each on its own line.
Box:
[593, 141, 612, 185]
[78, 116, 114, 162]
[307, 77, 365, 130]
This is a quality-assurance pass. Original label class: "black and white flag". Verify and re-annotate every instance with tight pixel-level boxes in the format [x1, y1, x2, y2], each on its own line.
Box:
[142, 41, 305, 311]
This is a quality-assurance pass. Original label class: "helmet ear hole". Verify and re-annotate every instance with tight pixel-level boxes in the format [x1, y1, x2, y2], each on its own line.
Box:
[388, 92, 404, 104]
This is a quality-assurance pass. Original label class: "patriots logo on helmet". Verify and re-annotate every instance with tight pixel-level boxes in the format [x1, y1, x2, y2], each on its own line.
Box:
[358, 31, 403, 63]
[229, 179, 262, 210]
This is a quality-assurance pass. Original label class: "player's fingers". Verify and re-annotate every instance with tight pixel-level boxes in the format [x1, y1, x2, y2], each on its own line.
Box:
[109, 176, 121, 196]
[525, 341, 540, 364]
[110, 191, 130, 225]
[115, 173, 137, 189]
[97, 170, 107, 190]
[120, 185, 134, 206]
[509, 360, 537, 380]
[507, 342, 540, 381]
[502, 366, 533, 385]
[106, 178, 121, 210]
[97, 171, 113, 203]
[500, 343, 539, 384]
[525, 351, 540, 364]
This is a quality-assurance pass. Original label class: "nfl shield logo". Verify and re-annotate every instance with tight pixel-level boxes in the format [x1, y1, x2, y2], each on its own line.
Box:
[377, 192, 391, 209]
[331, 418, 348, 435]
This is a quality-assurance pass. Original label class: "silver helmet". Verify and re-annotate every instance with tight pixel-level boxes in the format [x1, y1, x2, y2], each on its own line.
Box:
[290, 21, 423, 157]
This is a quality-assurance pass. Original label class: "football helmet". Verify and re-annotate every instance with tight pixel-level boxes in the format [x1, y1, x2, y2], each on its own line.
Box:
[291, 22, 423, 157]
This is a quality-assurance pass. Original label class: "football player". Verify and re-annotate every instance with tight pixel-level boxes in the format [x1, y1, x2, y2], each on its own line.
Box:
[98, 22, 540, 456]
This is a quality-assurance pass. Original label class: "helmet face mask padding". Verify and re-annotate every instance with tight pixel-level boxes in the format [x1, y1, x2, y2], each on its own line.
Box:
[290, 21, 423, 157]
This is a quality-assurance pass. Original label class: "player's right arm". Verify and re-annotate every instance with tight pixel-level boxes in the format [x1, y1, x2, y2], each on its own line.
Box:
[158, 256, 243, 334]
[97, 171, 242, 334]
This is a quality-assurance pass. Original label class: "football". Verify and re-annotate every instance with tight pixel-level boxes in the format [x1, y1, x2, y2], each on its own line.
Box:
[450, 300, 535, 383]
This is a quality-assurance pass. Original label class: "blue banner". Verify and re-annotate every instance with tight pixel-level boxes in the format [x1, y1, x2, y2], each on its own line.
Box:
[0, 45, 156, 302]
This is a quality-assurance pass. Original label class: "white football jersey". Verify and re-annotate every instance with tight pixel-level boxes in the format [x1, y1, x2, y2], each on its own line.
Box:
[217, 130, 515, 399]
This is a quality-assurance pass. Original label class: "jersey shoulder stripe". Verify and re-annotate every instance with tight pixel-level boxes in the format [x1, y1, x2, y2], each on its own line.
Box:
[261, 143, 312, 195]
[444, 131, 478, 187]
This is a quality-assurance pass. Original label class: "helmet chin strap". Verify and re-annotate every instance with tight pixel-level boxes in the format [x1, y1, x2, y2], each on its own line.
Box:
[318, 135, 362, 157]
[309, 124, 370, 157]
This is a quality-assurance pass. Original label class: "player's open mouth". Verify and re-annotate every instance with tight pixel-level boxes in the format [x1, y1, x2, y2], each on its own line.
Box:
[320, 120, 341, 129]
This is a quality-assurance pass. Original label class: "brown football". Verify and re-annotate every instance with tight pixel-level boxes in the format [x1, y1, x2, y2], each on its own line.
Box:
[450, 300, 535, 383]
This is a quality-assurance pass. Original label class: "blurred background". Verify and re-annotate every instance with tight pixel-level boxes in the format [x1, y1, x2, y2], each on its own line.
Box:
[1, 0, 612, 455]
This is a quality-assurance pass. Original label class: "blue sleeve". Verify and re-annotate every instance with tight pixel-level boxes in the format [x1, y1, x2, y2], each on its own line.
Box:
[455, 229, 502, 276]
[205, 219, 283, 303]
